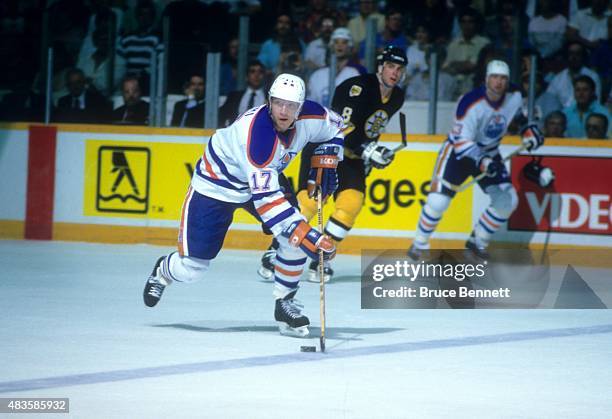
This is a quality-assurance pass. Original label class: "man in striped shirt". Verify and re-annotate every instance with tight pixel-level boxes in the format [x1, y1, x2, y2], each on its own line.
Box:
[117, 0, 163, 94]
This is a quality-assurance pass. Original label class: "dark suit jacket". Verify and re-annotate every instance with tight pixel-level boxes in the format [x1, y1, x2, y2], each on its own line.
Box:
[55, 90, 112, 124]
[111, 100, 150, 125]
[171, 99, 205, 128]
[218, 89, 245, 127]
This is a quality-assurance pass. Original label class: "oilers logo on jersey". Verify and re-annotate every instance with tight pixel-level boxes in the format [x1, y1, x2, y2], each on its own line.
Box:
[484, 114, 507, 139]
[365, 109, 389, 139]
[278, 151, 297, 172]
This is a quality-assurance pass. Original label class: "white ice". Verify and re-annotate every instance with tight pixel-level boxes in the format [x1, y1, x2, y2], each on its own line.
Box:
[1, 240, 611, 419]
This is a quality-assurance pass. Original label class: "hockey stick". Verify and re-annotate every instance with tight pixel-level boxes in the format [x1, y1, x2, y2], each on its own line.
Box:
[445, 143, 530, 193]
[392, 112, 407, 153]
[317, 186, 326, 353]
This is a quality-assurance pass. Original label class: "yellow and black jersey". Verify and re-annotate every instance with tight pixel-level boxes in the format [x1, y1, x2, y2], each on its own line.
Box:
[331, 73, 404, 158]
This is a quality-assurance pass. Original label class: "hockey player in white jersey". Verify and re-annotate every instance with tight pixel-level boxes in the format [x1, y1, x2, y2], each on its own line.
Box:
[408, 60, 544, 259]
[143, 73, 345, 338]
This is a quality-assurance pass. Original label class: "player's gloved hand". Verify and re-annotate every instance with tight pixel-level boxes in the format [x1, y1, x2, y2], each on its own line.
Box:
[479, 156, 505, 177]
[521, 124, 544, 151]
[307, 144, 340, 199]
[282, 220, 336, 261]
[361, 142, 394, 169]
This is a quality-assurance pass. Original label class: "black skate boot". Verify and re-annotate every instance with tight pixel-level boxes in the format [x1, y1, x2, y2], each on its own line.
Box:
[307, 260, 333, 283]
[275, 290, 310, 337]
[143, 256, 170, 307]
[257, 246, 276, 281]
[465, 233, 490, 261]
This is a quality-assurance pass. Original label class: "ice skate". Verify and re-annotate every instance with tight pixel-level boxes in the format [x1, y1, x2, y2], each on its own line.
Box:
[307, 260, 333, 283]
[465, 233, 490, 261]
[143, 256, 171, 307]
[275, 290, 310, 337]
[257, 246, 276, 281]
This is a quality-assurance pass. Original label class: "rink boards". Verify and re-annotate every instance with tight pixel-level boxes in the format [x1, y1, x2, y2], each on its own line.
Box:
[0, 122, 611, 252]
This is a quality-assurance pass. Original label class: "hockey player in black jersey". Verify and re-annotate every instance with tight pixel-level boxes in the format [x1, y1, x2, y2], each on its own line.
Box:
[258, 46, 407, 282]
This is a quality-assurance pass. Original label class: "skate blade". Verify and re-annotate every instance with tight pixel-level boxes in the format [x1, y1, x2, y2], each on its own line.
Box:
[306, 271, 330, 283]
[257, 266, 274, 282]
[277, 322, 310, 338]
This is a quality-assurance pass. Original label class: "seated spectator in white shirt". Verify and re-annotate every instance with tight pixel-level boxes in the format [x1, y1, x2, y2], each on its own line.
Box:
[405, 46, 455, 101]
[520, 72, 562, 130]
[528, 0, 567, 59]
[405, 23, 432, 81]
[566, 0, 612, 50]
[77, 25, 126, 95]
[546, 42, 602, 107]
[307, 28, 366, 107]
[304, 15, 336, 73]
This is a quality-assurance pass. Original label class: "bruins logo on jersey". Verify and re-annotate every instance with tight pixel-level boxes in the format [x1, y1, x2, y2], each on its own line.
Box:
[364, 109, 389, 139]
[349, 85, 362, 97]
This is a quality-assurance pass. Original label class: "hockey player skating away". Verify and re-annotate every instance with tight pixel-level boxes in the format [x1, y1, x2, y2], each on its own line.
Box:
[143, 73, 345, 338]
[258, 46, 407, 282]
[408, 60, 544, 259]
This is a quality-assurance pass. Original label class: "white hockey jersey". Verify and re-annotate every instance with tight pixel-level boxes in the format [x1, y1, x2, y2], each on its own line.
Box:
[191, 100, 344, 236]
[448, 85, 522, 162]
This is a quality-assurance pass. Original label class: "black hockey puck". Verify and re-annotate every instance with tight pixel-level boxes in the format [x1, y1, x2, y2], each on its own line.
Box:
[300, 345, 317, 352]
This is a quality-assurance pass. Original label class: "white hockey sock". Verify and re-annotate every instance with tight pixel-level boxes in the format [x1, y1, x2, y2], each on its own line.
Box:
[473, 207, 508, 248]
[273, 245, 307, 298]
[415, 206, 442, 248]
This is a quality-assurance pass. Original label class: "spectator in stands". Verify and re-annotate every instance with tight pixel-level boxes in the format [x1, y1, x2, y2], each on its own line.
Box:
[171, 74, 205, 128]
[563, 75, 611, 138]
[405, 23, 432, 81]
[405, 46, 456, 101]
[528, 0, 567, 60]
[520, 72, 562, 130]
[117, 0, 163, 96]
[590, 16, 612, 103]
[408, 0, 453, 44]
[491, 12, 532, 65]
[77, 21, 127, 95]
[111, 76, 149, 125]
[546, 42, 602, 108]
[277, 47, 305, 79]
[298, 0, 346, 43]
[307, 28, 365, 107]
[162, 0, 231, 93]
[347, 0, 385, 46]
[257, 14, 304, 76]
[220, 38, 239, 96]
[54, 68, 112, 123]
[78, 0, 124, 68]
[543, 110, 567, 138]
[585, 113, 609, 139]
[442, 7, 490, 98]
[304, 15, 336, 73]
[357, 9, 407, 62]
[218, 61, 266, 127]
[0, 79, 45, 122]
[566, 0, 611, 51]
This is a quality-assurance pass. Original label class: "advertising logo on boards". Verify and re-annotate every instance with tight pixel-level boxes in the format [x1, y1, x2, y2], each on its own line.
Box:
[509, 155, 612, 235]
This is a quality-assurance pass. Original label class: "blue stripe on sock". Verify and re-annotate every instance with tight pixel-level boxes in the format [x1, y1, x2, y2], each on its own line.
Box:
[276, 255, 307, 266]
[478, 220, 495, 234]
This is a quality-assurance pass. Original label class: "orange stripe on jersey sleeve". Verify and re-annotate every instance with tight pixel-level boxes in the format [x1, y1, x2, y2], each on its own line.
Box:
[256, 196, 288, 216]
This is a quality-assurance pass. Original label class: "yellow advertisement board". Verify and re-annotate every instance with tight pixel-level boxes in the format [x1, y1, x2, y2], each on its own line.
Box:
[84, 140, 471, 233]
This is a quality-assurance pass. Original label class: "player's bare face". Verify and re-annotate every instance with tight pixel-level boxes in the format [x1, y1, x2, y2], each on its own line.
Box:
[381, 62, 404, 87]
[270, 97, 300, 132]
[486, 74, 508, 100]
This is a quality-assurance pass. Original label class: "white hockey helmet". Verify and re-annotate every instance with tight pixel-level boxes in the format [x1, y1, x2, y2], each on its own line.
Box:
[329, 27, 353, 47]
[486, 59, 510, 79]
[268, 73, 305, 113]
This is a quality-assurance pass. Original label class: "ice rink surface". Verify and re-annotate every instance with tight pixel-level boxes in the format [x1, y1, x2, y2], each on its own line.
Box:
[1, 239, 611, 418]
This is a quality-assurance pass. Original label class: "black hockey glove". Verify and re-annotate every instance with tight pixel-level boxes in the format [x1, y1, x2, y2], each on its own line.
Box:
[478, 156, 505, 177]
[521, 124, 544, 151]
